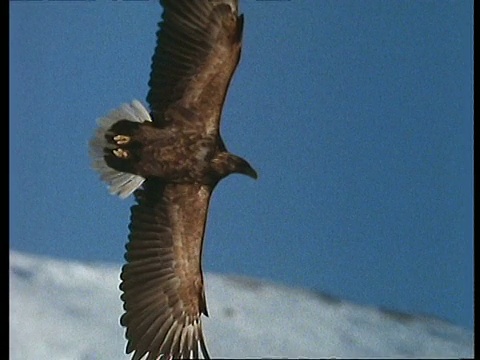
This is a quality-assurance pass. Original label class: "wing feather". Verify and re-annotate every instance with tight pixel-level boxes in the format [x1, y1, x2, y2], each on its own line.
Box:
[148, 0, 243, 135]
[120, 180, 212, 359]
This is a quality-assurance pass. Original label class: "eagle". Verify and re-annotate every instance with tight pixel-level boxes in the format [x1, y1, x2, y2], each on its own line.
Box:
[89, 1, 256, 359]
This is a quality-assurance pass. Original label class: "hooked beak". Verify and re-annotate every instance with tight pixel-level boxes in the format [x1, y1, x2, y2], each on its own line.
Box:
[244, 165, 258, 180]
[239, 160, 258, 180]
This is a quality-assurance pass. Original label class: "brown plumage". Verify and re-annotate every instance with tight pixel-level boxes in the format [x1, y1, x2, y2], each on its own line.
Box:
[89, 0, 256, 359]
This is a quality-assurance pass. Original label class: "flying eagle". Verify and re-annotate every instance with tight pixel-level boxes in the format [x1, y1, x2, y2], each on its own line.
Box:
[89, 0, 256, 359]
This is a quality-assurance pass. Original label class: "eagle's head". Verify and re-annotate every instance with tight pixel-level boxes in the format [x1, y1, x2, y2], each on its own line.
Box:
[211, 152, 257, 181]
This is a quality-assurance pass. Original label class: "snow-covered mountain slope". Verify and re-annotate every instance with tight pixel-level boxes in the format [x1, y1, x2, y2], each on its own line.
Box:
[9, 251, 473, 359]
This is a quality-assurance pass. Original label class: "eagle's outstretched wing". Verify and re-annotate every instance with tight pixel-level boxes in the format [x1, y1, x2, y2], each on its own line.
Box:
[147, 0, 243, 135]
[120, 180, 212, 359]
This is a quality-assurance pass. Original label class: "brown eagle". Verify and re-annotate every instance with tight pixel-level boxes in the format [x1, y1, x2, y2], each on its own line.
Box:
[89, 0, 256, 359]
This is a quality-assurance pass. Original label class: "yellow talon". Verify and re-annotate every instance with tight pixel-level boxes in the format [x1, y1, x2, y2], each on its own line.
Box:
[113, 148, 129, 159]
[114, 135, 131, 145]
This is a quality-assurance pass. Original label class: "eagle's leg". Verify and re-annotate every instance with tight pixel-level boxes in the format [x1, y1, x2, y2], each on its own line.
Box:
[107, 120, 140, 160]
[113, 134, 131, 145]
[112, 134, 131, 159]
[112, 148, 129, 159]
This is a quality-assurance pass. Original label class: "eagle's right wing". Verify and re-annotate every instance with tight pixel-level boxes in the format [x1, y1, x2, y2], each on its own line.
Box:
[120, 180, 212, 359]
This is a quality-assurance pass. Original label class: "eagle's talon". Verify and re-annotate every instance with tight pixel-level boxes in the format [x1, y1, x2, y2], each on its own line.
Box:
[113, 148, 129, 159]
[114, 135, 131, 145]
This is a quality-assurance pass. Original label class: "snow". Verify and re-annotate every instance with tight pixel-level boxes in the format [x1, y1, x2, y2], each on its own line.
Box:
[9, 251, 473, 359]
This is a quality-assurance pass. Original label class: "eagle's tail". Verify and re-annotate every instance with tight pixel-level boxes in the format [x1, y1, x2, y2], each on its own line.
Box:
[89, 100, 151, 199]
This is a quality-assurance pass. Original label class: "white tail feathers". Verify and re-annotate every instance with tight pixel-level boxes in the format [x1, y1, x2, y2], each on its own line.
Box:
[89, 100, 152, 199]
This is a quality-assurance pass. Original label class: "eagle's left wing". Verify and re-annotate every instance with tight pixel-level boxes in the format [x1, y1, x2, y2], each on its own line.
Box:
[120, 180, 212, 359]
[147, 0, 243, 134]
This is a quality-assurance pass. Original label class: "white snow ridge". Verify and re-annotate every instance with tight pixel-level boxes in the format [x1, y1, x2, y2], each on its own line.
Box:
[9, 251, 473, 359]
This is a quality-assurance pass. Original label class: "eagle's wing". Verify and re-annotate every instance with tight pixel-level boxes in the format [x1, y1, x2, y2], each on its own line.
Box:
[147, 0, 243, 134]
[120, 180, 212, 360]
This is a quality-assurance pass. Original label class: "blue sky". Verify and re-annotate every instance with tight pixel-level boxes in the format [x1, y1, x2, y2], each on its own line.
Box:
[10, 1, 473, 331]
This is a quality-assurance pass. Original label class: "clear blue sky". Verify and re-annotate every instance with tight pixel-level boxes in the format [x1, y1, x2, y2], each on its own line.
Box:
[10, 1, 473, 330]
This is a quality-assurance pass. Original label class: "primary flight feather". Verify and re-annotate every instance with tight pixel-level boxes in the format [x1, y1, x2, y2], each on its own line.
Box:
[89, 0, 256, 359]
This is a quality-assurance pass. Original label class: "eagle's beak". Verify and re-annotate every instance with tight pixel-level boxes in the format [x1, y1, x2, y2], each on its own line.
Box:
[222, 154, 258, 180]
[242, 163, 258, 180]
